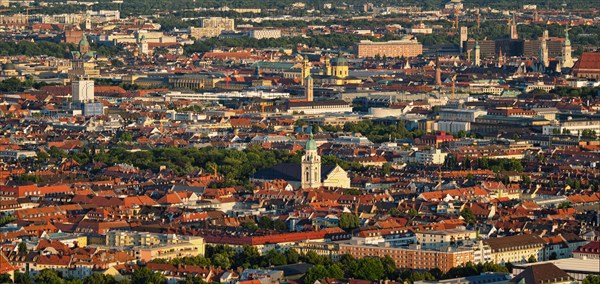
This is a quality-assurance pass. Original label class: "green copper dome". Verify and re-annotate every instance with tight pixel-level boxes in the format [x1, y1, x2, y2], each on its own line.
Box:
[79, 35, 89, 47]
[305, 132, 317, 151]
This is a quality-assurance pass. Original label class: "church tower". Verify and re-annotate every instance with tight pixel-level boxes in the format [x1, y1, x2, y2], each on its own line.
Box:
[540, 30, 549, 68]
[459, 26, 468, 52]
[510, 13, 518, 40]
[301, 57, 310, 86]
[323, 54, 332, 76]
[301, 132, 321, 189]
[139, 35, 149, 56]
[79, 34, 90, 54]
[474, 41, 481, 66]
[561, 25, 574, 68]
[304, 75, 313, 102]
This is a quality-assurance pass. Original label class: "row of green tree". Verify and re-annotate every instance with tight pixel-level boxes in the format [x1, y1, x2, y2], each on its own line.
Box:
[0, 41, 73, 58]
[10, 268, 163, 284]
[551, 87, 600, 99]
[311, 120, 424, 143]
[0, 77, 57, 93]
[444, 156, 524, 173]
[184, 33, 395, 54]
[42, 145, 301, 186]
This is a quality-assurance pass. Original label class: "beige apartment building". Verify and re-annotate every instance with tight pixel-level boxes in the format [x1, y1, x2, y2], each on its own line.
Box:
[416, 229, 478, 250]
[190, 17, 235, 39]
[106, 231, 205, 262]
[484, 234, 545, 264]
[356, 39, 423, 58]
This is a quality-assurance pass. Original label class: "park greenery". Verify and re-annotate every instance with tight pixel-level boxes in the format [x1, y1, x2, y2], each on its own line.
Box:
[303, 120, 425, 143]
[38, 145, 368, 187]
[0, 41, 73, 58]
[183, 33, 401, 54]
[11, 268, 166, 284]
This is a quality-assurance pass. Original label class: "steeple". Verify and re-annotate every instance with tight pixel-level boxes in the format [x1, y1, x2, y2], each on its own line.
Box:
[304, 75, 313, 102]
[301, 56, 310, 86]
[474, 41, 481, 66]
[301, 131, 321, 189]
[79, 33, 90, 54]
[561, 25, 574, 68]
[510, 13, 518, 40]
[323, 54, 332, 76]
[540, 30, 549, 68]
[498, 49, 504, 68]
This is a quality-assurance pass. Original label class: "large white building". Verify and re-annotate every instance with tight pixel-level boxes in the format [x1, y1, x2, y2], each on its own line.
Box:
[543, 120, 600, 136]
[415, 148, 448, 165]
[416, 229, 478, 250]
[248, 29, 281, 39]
[72, 80, 95, 103]
[439, 109, 486, 122]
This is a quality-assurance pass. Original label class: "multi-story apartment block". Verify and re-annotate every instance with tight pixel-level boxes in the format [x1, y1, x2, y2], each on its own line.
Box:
[356, 39, 423, 58]
[338, 243, 474, 273]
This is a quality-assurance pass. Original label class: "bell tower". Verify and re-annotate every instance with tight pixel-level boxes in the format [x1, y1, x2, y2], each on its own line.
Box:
[301, 132, 321, 189]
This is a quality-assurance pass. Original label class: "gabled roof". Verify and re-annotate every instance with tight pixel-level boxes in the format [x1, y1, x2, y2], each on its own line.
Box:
[253, 163, 336, 182]
[510, 263, 572, 284]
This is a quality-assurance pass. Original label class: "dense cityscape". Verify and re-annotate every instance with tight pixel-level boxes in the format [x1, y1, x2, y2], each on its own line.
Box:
[0, 0, 598, 283]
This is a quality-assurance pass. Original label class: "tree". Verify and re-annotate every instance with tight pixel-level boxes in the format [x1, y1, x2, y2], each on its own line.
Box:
[241, 222, 258, 230]
[583, 275, 600, 284]
[14, 271, 33, 284]
[460, 208, 477, 225]
[304, 265, 329, 284]
[212, 253, 232, 269]
[338, 213, 360, 231]
[527, 255, 537, 263]
[110, 59, 125, 67]
[83, 273, 117, 284]
[265, 249, 287, 266]
[131, 267, 166, 284]
[0, 216, 16, 226]
[285, 249, 300, 264]
[328, 263, 344, 279]
[18, 242, 28, 254]
[34, 269, 63, 284]
[353, 257, 385, 281]
[0, 274, 12, 284]
[381, 255, 397, 279]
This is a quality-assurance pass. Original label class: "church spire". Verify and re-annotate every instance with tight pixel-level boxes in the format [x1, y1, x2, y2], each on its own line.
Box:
[301, 130, 321, 189]
[510, 13, 518, 40]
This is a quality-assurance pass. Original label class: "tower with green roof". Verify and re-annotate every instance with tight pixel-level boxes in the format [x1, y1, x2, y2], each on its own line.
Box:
[301, 131, 321, 189]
